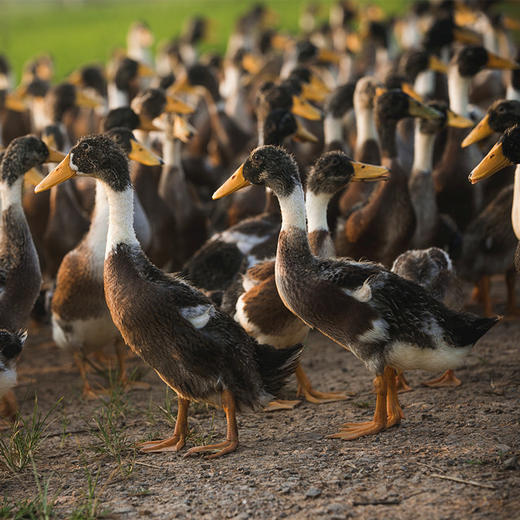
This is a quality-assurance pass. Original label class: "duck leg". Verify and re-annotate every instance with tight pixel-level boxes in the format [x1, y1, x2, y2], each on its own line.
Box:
[505, 269, 520, 316]
[395, 371, 412, 393]
[423, 369, 462, 388]
[386, 368, 404, 427]
[295, 364, 349, 403]
[140, 396, 189, 453]
[479, 276, 494, 317]
[74, 352, 105, 400]
[328, 367, 389, 440]
[185, 389, 239, 459]
[264, 399, 302, 411]
[115, 340, 151, 391]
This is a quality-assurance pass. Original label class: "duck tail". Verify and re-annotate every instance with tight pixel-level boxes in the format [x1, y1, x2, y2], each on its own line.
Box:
[457, 314, 501, 345]
[254, 343, 303, 397]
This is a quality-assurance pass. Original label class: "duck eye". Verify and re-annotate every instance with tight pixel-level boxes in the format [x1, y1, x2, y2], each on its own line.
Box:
[81, 142, 90, 151]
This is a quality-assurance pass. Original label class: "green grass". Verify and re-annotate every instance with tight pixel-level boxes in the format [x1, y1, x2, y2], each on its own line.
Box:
[0, 0, 414, 82]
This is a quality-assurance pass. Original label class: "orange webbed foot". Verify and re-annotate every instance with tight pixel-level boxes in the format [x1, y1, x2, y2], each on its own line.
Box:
[423, 370, 462, 388]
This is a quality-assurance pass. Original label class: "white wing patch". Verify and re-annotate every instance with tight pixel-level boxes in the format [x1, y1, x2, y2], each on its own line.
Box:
[220, 230, 267, 255]
[357, 318, 389, 343]
[180, 304, 215, 329]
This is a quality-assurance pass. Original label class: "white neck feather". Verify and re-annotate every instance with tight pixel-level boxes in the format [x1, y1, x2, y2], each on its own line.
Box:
[414, 69, 435, 99]
[105, 186, 139, 258]
[324, 116, 343, 145]
[355, 106, 378, 151]
[0, 178, 23, 210]
[448, 66, 471, 117]
[512, 164, 520, 239]
[305, 191, 331, 232]
[279, 184, 307, 232]
[86, 182, 110, 260]
[412, 126, 436, 174]
[163, 137, 182, 168]
[30, 97, 51, 133]
[507, 85, 520, 102]
[108, 83, 129, 109]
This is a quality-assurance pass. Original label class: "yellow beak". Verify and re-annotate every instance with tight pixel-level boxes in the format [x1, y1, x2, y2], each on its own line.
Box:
[137, 62, 155, 77]
[35, 153, 76, 193]
[5, 93, 26, 112]
[173, 116, 197, 143]
[486, 51, 520, 70]
[291, 95, 321, 120]
[24, 168, 45, 186]
[45, 147, 67, 163]
[137, 115, 160, 132]
[271, 34, 291, 50]
[317, 48, 340, 65]
[75, 89, 101, 109]
[129, 139, 162, 166]
[461, 113, 492, 147]
[345, 33, 362, 54]
[428, 55, 448, 74]
[453, 27, 481, 45]
[212, 163, 251, 199]
[401, 82, 423, 102]
[165, 95, 195, 115]
[302, 74, 330, 102]
[468, 141, 513, 184]
[408, 98, 443, 120]
[169, 74, 198, 95]
[351, 161, 390, 182]
[446, 109, 474, 129]
[242, 53, 264, 75]
[68, 70, 82, 86]
[293, 119, 319, 143]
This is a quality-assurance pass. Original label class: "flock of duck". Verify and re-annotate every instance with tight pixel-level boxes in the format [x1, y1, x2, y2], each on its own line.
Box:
[0, 0, 519, 458]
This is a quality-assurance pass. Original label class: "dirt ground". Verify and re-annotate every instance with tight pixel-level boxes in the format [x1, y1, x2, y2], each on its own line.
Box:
[1, 276, 519, 519]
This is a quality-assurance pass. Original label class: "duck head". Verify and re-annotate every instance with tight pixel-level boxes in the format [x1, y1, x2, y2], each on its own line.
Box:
[106, 127, 163, 166]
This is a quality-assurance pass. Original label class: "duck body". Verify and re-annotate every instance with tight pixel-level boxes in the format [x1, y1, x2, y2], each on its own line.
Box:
[0, 329, 26, 420]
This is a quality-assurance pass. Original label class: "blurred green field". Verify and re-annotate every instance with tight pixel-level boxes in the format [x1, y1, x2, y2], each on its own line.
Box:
[0, 0, 413, 81]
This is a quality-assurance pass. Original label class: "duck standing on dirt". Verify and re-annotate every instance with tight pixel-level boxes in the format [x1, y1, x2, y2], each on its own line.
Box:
[35, 135, 301, 458]
[0, 330, 27, 421]
[214, 145, 500, 440]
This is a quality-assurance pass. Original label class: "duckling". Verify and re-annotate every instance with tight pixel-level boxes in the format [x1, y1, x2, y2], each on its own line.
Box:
[214, 145, 499, 441]
[468, 124, 520, 313]
[335, 89, 443, 266]
[35, 135, 301, 458]
[392, 247, 465, 388]
[50, 129, 159, 398]
[223, 151, 388, 409]
[0, 330, 26, 422]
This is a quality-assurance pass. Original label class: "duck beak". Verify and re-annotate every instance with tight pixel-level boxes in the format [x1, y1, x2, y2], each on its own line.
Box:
[129, 138, 163, 166]
[212, 163, 251, 199]
[24, 168, 45, 186]
[408, 98, 443, 120]
[45, 147, 67, 163]
[461, 114, 492, 147]
[271, 34, 291, 50]
[446, 109, 474, 129]
[375, 86, 387, 98]
[68, 70, 82, 86]
[486, 51, 519, 70]
[293, 119, 319, 143]
[137, 115, 160, 132]
[302, 75, 330, 102]
[76, 89, 101, 109]
[291, 95, 321, 120]
[351, 161, 390, 182]
[173, 116, 197, 143]
[242, 53, 264, 75]
[169, 74, 197, 95]
[345, 32, 362, 53]
[401, 82, 422, 101]
[5, 93, 26, 112]
[137, 62, 155, 77]
[453, 27, 481, 45]
[35, 153, 76, 193]
[165, 95, 194, 114]
[317, 48, 340, 65]
[468, 141, 513, 184]
[428, 55, 448, 74]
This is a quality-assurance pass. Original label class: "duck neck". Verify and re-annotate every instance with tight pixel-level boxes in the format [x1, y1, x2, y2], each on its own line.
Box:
[0, 177, 23, 211]
[305, 190, 335, 257]
[512, 164, 520, 239]
[108, 83, 129, 110]
[411, 126, 435, 174]
[163, 136, 183, 169]
[414, 69, 435, 100]
[86, 181, 110, 260]
[448, 66, 471, 118]
[356, 106, 378, 154]
[376, 116, 398, 159]
[105, 185, 139, 258]
[278, 183, 307, 233]
[324, 115, 343, 146]
[506, 85, 520, 102]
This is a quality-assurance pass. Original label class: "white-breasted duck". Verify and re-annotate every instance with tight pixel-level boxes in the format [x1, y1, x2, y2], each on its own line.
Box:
[49, 128, 160, 398]
[335, 89, 443, 267]
[35, 135, 301, 458]
[214, 145, 499, 440]
[221, 151, 388, 409]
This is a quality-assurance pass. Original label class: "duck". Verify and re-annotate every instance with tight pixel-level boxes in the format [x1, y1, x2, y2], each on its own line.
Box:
[468, 124, 520, 309]
[214, 144, 499, 440]
[35, 134, 301, 458]
[391, 247, 465, 389]
[49, 128, 160, 398]
[222, 150, 388, 409]
[0, 329, 26, 422]
[335, 89, 443, 267]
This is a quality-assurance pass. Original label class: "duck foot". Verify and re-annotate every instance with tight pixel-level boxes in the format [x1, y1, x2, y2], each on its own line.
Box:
[184, 439, 238, 459]
[264, 399, 302, 411]
[395, 372, 412, 393]
[295, 365, 350, 404]
[423, 370, 462, 388]
[120, 379, 151, 392]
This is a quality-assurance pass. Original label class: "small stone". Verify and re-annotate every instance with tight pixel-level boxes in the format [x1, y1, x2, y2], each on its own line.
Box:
[503, 456, 517, 470]
[233, 513, 250, 520]
[305, 487, 322, 499]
